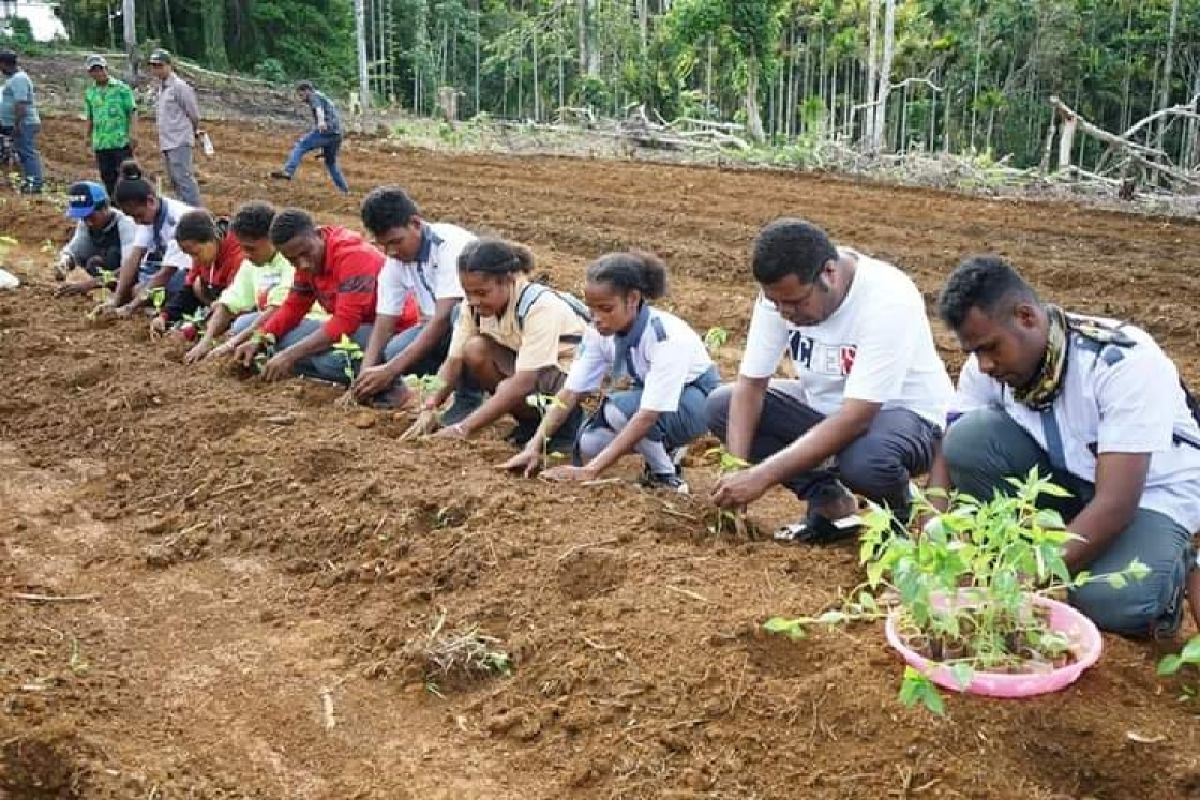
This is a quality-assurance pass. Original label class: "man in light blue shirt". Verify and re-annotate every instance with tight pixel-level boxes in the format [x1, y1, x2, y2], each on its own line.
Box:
[270, 80, 349, 194]
[0, 49, 42, 194]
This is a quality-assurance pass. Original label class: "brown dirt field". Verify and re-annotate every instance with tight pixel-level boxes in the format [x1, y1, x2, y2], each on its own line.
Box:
[1, 117, 1199, 799]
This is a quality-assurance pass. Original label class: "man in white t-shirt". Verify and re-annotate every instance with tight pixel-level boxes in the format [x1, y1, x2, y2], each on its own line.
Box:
[707, 218, 953, 542]
[352, 187, 481, 420]
[930, 255, 1199, 637]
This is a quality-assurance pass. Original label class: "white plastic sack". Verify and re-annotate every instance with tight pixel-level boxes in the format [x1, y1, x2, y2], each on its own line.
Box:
[0, 268, 18, 290]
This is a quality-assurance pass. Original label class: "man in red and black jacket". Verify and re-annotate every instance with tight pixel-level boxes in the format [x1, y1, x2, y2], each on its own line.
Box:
[234, 207, 417, 383]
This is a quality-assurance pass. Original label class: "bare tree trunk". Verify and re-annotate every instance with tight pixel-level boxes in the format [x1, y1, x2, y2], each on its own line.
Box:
[122, 0, 137, 81]
[745, 54, 766, 143]
[533, 26, 540, 121]
[870, 0, 895, 153]
[353, 0, 371, 113]
[865, 0, 879, 146]
[970, 13, 982, 151]
[1159, 0, 1181, 145]
[474, 0, 481, 115]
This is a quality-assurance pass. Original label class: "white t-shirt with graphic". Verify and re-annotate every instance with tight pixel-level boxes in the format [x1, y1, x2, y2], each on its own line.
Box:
[955, 317, 1200, 532]
[565, 306, 714, 413]
[738, 250, 952, 427]
[376, 222, 474, 319]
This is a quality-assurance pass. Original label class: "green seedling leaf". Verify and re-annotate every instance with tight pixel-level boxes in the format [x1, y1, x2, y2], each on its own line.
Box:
[763, 617, 806, 641]
[950, 663, 974, 691]
[148, 286, 166, 311]
[1181, 636, 1200, 664]
[814, 611, 848, 626]
[1072, 570, 1092, 587]
[899, 666, 946, 716]
[1106, 573, 1128, 590]
[0, 235, 18, 246]
[1125, 558, 1151, 582]
[703, 326, 729, 353]
[1158, 654, 1185, 676]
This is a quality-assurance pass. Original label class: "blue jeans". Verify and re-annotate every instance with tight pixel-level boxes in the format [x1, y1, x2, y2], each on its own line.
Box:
[12, 123, 42, 190]
[136, 259, 187, 295]
[380, 316, 482, 408]
[277, 318, 373, 384]
[283, 130, 348, 193]
[943, 407, 1193, 638]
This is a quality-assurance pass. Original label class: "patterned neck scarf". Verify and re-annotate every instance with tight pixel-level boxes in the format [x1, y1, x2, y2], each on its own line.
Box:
[1013, 304, 1068, 410]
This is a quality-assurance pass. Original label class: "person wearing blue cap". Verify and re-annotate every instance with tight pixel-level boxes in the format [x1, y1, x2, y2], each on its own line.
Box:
[54, 180, 139, 297]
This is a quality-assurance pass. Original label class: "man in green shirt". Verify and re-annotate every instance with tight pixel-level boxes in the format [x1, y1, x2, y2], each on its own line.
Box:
[84, 55, 137, 196]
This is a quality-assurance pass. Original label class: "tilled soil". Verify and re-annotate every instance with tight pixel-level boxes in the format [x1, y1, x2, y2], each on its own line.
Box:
[1, 117, 1199, 799]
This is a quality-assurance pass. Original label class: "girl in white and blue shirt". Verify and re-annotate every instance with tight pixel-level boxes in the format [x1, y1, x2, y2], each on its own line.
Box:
[503, 251, 718, 492]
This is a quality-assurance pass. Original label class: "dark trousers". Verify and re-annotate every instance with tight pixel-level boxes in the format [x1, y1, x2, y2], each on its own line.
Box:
[706, 379, 939, 515]
[95, 146, 133, 197]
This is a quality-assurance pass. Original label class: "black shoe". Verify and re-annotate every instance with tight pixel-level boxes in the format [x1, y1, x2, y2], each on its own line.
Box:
[640, 464, 689, 494]
[269, 170, 292, 180]
[506, 417, 540, 447]
[441, 390, 483, 426]
[546, 405, 584, 454]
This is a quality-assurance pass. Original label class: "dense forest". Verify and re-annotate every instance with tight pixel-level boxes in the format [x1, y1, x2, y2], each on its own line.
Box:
[48, 1, 1200, 168]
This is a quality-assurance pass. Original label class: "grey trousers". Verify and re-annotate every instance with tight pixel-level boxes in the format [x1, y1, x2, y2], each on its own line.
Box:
[162, 145, 202, 206]
[705, 379, 939, 515]
[944, 407, 1193, 638]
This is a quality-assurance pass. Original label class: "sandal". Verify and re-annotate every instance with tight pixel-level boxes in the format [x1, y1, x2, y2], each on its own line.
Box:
[774, 512, 864, 545]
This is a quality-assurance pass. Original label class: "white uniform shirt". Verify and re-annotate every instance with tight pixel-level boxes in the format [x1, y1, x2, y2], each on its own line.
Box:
[738, 249, 952, 427]
[955, 316, 1200, 532]
[132, 196, 193, 271]
[565, 305, 714, 413]
[376, 222, 474, 319]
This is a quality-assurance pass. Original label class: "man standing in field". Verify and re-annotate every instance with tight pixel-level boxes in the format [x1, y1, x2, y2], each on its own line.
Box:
[148, 48, 203, 206]
[0, 49, 42, 194]
[84, 54, 137, 197]
[270, 80, 349, 194]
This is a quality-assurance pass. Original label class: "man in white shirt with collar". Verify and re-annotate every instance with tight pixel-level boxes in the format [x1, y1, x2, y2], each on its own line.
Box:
[930, 255, 1200, 637]
[353, 186, 480, 421]
[708, 218, 953, 542]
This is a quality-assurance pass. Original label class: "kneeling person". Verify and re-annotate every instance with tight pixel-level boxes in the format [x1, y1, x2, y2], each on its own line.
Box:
[930, 255, 1200, 637]
[707, 218, 952, 542]
[53, 180, 138, 294]
[353, 186, 478, 420]
[411, 239, 588, 443]
[149, 209, 244, 337]
[503, 252, 718, 492]
[233, 208, 416, 382]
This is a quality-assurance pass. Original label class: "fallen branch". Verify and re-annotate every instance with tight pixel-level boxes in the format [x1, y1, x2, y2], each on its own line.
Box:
[665, 585, 711, 604]
[557, 538, 621, 562]
[319, 687, 336, 731]
[11, 592, 101, 603]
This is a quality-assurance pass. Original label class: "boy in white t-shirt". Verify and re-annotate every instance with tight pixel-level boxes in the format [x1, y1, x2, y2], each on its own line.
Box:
[707, 218, 952, 542]
[930, 255, 1200, 637]
[352, 187, 481, 421]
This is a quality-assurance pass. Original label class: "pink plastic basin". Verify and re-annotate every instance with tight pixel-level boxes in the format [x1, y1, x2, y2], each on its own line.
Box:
[884, 594, 1103, 698]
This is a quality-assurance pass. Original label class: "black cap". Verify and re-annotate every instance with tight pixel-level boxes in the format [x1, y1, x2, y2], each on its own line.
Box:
[0, 50, 17, 66]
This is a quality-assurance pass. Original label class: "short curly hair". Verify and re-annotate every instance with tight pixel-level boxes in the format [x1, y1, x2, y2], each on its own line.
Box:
[231, 201, 276, 240]
[360, 187, 420, 237]
[938, 255, 1039, 329]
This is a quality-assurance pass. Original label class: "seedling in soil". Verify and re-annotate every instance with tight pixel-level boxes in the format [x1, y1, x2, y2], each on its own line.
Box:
[404, 373, 446, 406]
[703, 326, 729, 354]
[331, 334, 364, 383]
[40, 238, 54, 255]
[416, 610, 514, 687]
[526, 393, 568, 465]
[68, 637, 89, 677]
[705, 446, 750, 536]
[1158, 635, 1200, 699]
[250, 330, 276, 374]
[148, 286, 166, 314]
[763, 468, 1150, 715]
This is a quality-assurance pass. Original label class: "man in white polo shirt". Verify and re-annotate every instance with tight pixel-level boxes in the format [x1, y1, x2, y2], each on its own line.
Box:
[707, 218, 953, 542]
[931, 255, 1200, 637]
[353, 186, 481, 421]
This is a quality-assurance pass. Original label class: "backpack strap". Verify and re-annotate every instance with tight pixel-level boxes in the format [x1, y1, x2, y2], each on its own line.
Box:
[516, 282, 590, 340]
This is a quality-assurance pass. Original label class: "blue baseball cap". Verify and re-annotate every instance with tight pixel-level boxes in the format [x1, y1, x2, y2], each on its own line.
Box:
[66, 181, 108, 219]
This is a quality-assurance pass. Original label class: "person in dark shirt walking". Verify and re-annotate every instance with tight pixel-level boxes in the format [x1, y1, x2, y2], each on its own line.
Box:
[270, 81, 349, 194]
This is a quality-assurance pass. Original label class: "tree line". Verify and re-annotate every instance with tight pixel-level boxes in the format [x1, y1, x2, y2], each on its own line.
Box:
[51, 1, 1200, 169]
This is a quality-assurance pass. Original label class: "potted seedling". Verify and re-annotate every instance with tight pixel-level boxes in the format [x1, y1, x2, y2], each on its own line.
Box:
[763, 468, 1149, 714]
[706, 446, 750, 536]
[177, 307, 208, 343]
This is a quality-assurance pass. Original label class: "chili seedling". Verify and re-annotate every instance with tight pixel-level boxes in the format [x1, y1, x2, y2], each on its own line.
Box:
[331, 334, 365, 382]
[148, 286, 166, 315]
[705, 445, 749, 535]
[703, 326, 729, 354]
[250, 330, 276, 374]
[526, 393, 567, 466]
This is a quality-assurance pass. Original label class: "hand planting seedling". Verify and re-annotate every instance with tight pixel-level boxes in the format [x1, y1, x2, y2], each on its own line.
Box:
[331, 334, 365, 383]
[763, 468, 1150, 715]
[703, 326, 729, 354]
[250, 330, 276, 375]
[706, 446, 750, 536]
[526, 393, 570, 469]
